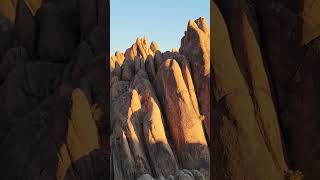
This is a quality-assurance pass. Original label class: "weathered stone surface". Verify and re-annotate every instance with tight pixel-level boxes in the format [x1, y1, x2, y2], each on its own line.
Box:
[111, 81, 130, 102]
[131, 74, 178, 177]
[180, 17, 210, 138]
[136, 37, 150, 60]
[157, 59, 209, 178]
[122, 59, 135, 81]
[173, 53, 200, 117]
[150, 41, 159, 53]
[0, 1, 109, 179]
[125, 43, 139, 61]
[217, 0, 287, 174]
[138, 174, 155, 180]
[302, 0, 320, 44]
[56, 88, 100, 179]
[0, 0, 17, 23]
[111, 17, 210, 179]
[211, 1, 285, 179]
[241, 0, 320, 179]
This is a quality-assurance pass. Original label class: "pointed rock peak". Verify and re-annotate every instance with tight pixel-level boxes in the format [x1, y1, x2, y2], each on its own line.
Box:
[195, 17, 209, 33]
[115, 50, 122, 56]
[143, 36, 148, 44]
[187, 17, 209, 34]
[150, 41, 159, 53]
[187, 19, 197, 28]
[136, 36, 149, 47]
[135, 37, 141, 45]
[195, 17, 206, 25]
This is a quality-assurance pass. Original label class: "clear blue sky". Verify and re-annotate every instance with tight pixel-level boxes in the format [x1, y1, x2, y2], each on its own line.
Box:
[110, 0, 210, 56]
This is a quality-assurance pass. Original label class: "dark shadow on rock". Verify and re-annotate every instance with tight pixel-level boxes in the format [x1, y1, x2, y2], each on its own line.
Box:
[63, 149, 110, 180]
[0, 91, 69, 179]
[0, 0, 109, 179]
[0, 13, 13, 64]
[36, 3, 80, 62]
[213, 0, 320, 179]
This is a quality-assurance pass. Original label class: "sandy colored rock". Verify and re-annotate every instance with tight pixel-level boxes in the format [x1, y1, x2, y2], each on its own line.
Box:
[111, 19, 211, 179]
[115, 50, 125, 65]
[125, 43, 139, 61]
[136, 37, 150, 60]
[217, 0, 287, 173]
[111, 80, 130, 102]
[110, 56, 122, 78]
[212, 1, 285, 179]
[157, 59, 209, 178]
[302, 0, 320, 44]
[180, 17, 210, 138]
[150, 41, 159, 53]
[124, 90, 152, 176]
[56, 88, 99, 179]
[131, 74, 178, 177]
[173, 53, 200, 117]
[111, 88, 153, 179]
[0, 0, 17, 23]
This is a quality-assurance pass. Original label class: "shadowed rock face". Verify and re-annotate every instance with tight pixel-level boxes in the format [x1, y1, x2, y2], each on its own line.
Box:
[0, 0, 108, 180]
[110, 17, 210, 180]
[212, 2, 285, 179]
[213, 0, 320, 179]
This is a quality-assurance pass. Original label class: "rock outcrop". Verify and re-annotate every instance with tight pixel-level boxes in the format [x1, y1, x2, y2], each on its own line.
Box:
[212, 1, 286, 179]
[110, 18, 210, 179]
[213, 0, 320, 179]
[0, 0, 109, 179]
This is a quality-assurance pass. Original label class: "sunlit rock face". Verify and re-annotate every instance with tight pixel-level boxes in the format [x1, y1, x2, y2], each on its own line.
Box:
[110, 17, 210, 180]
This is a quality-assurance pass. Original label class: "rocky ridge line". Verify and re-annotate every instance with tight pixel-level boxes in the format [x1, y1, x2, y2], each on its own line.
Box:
[110, 17, 210, 180]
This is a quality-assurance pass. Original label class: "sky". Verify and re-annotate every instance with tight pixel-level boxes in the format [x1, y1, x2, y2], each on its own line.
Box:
[110, 0, 210, 56]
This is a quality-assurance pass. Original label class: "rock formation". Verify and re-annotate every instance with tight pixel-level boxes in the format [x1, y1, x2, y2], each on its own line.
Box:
[213, 0, 320, 179]
[110, 18, 210, 179]
[2, 0, 319, 179]
[0, 0, 109, 179]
